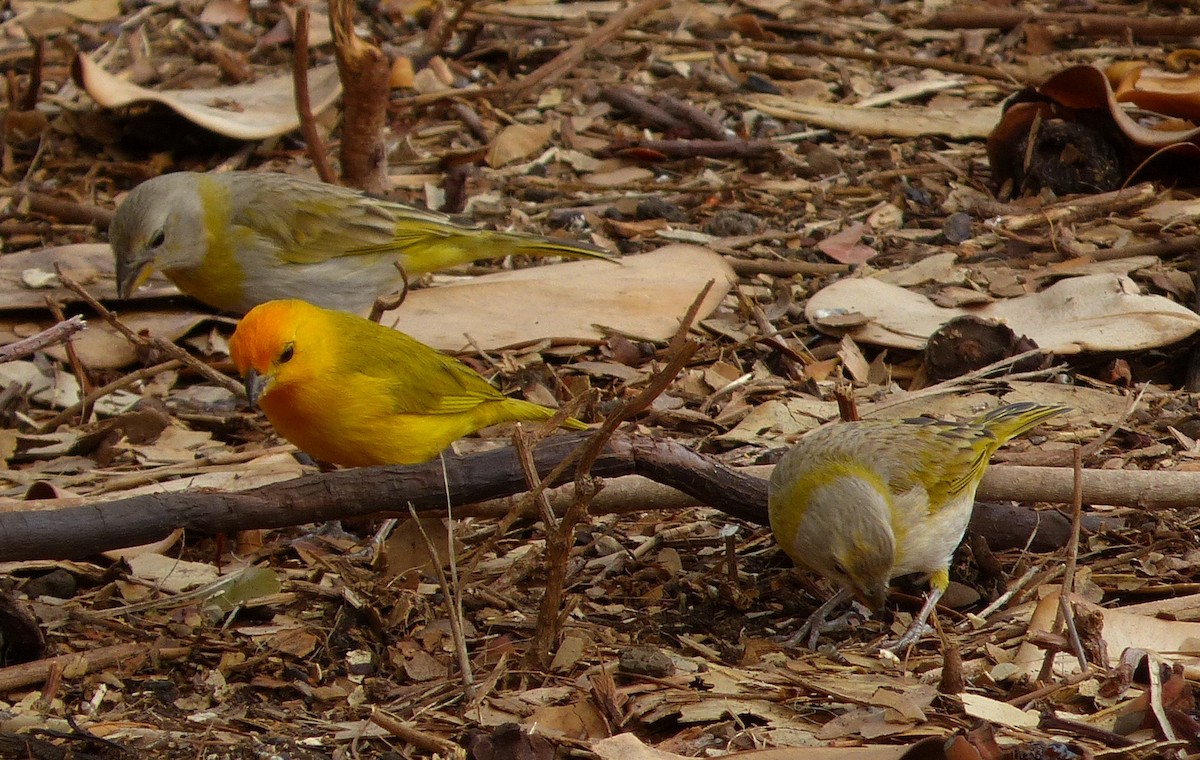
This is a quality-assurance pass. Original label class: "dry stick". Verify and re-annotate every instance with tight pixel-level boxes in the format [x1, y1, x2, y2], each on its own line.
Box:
[0, 191, 114, 228]
[424, 0, 478, 55]
[292, 7, 337, 185]
[1057, 447, 1088, 672]
[752, 38, 1010, 81]
[925, 9, 1200, 39]
[0, 642, 166, 694]
[725, 258, 849, 277]
[1090, 233, 1200, 263]
[1007, 670, 1095, 708]
[367, 263, 410, 324]
[38, 359, 182, 433]
[17, 37, 44, 110]
[604, 139, 778, 160]
[369, 708, 463, 757]
[969, 564, 1043, 626]
[4, 436, 1195, 563]
[990, 182, 1158, 232]
[654, 92, 732, 140]
[43, 297, 92, 426]
[512, 0, 669, 95]
[53, 267, 243, 398]
[600, 86, 690, 135]
[529, 282, 710, 665]
[0, 315, 85, 363]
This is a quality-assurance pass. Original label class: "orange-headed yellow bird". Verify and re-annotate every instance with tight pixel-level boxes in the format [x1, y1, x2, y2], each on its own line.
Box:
[229, 299, 587, 466]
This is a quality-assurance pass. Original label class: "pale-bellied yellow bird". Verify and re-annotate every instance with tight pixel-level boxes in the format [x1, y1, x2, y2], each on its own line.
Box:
[110, 171, 616, 315]
[228, 299, 587, 466]
[768, 401, 1069, 652]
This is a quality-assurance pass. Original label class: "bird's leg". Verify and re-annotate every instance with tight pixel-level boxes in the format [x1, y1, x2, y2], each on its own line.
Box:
[879, 570, 948, 653]
[785, 588, 861, 649]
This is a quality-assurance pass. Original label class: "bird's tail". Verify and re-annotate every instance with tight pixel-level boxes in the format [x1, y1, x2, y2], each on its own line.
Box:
[497, 398, 589, 432]
[973, 402, 1070, 444]
[483, 231, 617, 265]
[352, 212, 618, 274]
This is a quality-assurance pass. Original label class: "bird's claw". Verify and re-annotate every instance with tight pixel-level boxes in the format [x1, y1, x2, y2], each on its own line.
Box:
[875, 621, 934, 655]
[781, 592, 869, 649]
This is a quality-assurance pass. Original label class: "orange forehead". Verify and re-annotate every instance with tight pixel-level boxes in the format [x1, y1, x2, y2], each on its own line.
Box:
[229, 300, 307, 373]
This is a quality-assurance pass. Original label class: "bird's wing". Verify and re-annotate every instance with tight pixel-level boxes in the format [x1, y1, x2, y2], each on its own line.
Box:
[341, 326, 508, 417]
[884, 419, 995, 515]
[225, 175, 429, 265]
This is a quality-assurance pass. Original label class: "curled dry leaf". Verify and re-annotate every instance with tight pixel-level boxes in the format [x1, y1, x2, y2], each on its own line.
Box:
[386, 245, 735, 351]
[988, 63, 1200, 197]
[72, 55, 342, 140]
[806, 274, 1200, 354]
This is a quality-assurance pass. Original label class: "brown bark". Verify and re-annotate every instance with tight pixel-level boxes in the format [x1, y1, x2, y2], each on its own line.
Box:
[0, 433, 767, 561]
[329, 0, 390, 194]
[925, 10, 1200, 40]
[3, 427, 1183, 562]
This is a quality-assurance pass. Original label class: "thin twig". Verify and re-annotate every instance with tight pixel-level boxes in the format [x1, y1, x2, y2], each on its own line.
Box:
[513, 0, 668, 94]
[292, 7, 337, 185]
[38, 360, 182, 433]
[1057, 446, 1088, 671]
[528, 282, 712, 665]
[0, 315, 86, 363]
[968, 564, 1041, 623]
[408, 495, 475, 699]
[369, 708, 464, 757]
[53, 266, 244, 397]
[44, 297, 92, 426]
[367, 263, 410, 324]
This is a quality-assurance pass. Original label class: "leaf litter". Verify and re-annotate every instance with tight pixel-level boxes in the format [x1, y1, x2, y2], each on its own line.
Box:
[5, 1, 1200, 758]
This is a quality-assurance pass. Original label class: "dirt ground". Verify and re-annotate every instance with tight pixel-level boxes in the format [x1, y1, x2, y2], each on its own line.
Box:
[4, 1, 1200, 758]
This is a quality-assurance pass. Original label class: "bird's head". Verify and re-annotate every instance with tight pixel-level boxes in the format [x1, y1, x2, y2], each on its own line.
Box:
[229, 299, 322, 407]
[779, 470, 897, 612]
[110, 173, 209, 298]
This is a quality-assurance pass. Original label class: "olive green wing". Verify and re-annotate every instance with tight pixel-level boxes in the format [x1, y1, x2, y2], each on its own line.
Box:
[224, 174, 447, 266]
[332, 314, 508, 417]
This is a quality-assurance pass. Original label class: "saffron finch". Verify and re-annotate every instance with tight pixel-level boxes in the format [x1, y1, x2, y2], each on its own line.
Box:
[768, 401, 1069, 652]
[110, 171, 616, 315]
[228, 299, 587, 466]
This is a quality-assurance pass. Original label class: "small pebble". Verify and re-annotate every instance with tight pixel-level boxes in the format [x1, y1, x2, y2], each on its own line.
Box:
[705, 210, 761, 237]
[635, 197, 687, 222]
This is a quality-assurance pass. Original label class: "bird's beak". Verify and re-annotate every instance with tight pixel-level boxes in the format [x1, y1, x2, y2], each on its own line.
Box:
[855, 583, 890, 614]
[116, 255, 155, 299]
[243, 368, 268, 407]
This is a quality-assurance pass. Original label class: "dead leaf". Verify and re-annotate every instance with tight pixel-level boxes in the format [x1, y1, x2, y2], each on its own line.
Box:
[486, 123, 555, 167]
[384, 245, 735, 351]
[817, 223, 877, 264]
[73, 55, 342, 140]
[806, 274, 1200, 353]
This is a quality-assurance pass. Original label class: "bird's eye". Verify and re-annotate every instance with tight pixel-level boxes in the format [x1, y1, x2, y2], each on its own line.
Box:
[148, 229, 166, 248]
[279, 344, 295, 364]
[832, 560, 848, 577]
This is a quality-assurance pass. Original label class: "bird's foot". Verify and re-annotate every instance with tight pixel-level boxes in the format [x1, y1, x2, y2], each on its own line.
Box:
[781, 590, 867, 649]
[874, 587, 945, 654]
[876, 621, 933, 654]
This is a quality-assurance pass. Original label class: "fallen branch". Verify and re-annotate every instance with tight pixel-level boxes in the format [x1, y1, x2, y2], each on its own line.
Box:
[5, 426, 1197, 561]
[603, 139, 778, 160]
[0, 433, 761, 561]
[924, 9, 1200, 40]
